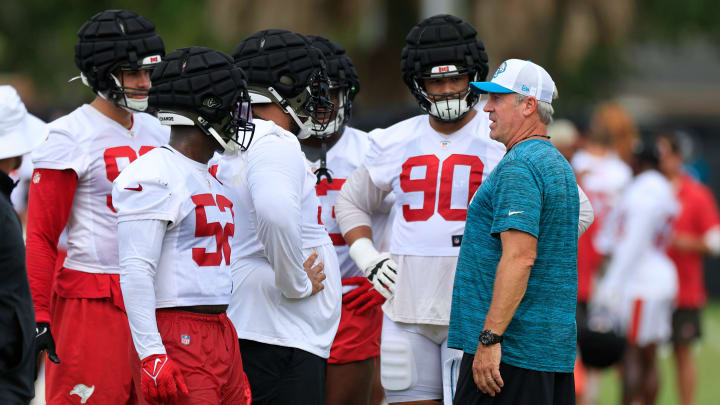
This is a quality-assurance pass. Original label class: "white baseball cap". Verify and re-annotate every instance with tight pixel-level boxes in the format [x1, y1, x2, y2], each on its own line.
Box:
[0, 85, 47, 160]
[470, 59, 556, 103]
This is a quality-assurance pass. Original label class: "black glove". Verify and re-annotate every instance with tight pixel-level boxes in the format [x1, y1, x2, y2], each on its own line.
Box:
[35, 322, 60, 364]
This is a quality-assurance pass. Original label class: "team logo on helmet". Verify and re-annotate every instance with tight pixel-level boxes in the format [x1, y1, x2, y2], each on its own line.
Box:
[202, 96, 222, 109]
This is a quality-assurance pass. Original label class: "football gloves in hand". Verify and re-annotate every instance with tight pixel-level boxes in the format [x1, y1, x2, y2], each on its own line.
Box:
[35, 322, 60, 364]
[348, 238, 397, 300]
[141, 354, 188, 403]
[342, 276, 386, 314]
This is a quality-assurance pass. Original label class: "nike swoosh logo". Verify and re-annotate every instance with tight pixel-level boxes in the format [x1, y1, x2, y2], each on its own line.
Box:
[153, 358, 162, 374]
[36, 327, 48, 337]
[508, 211, 524, 216]
[125, 185, 143, 192]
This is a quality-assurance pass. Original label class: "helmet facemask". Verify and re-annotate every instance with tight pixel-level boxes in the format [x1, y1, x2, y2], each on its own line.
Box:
[414, 66, 479, 123]
[157, 96, 255, 156]
[104, 55, 162, 113]
[258, 69, 335, 140]
[197, 95, 255, 155]
[300, 84, 353, 139]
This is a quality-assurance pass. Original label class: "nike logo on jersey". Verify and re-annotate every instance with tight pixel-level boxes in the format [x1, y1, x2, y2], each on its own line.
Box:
[125, 185, 143, 192]
[153, 358, 162, 374]
[508, 211, 524, 216]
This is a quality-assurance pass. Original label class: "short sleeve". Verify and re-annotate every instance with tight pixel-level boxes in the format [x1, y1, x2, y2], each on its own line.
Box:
[31, 127, 86, 174]
[490, 159, 541, 238]
[112, 159, 180, 223]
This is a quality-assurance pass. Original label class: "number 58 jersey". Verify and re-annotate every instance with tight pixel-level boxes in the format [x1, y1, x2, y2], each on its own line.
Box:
[365, 103, 505, 256]
[113, 146, 234, 307]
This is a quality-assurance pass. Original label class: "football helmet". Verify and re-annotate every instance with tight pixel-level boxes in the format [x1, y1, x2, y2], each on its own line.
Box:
[401, 14, 489, 122]
[74, 9, 165, 112]
[232, 29, 335, 139]
[149, 47, 255, 154]
[301, 35, 359, 139]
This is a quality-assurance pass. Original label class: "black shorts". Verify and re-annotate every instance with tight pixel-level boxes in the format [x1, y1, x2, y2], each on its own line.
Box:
[239, 339, 327, 405]
[671, 308, 702, 344]
[453, 353, 575, 405]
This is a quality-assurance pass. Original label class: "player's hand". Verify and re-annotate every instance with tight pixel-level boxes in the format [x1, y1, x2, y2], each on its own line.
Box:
[304, 252, 326, 296]
[349, 238, 397, 300]
[141, 354, 188, 403]
[472, 342, 504, 396]
[35, 322, 60, 364]
[342, 277, 386, 314]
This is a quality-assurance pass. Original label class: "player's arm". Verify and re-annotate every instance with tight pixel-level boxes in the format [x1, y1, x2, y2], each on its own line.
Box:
[336, 165, 397, 299]
[247, 135, 316, 298]
[113, 175, 188, 402]
[25, 168, 78, 364]
[578, 185, 594, 237]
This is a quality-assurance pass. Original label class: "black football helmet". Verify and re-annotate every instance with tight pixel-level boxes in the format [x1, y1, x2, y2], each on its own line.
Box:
[401, 14, 489, 122]
[232, 29, 335, 139]
[149, 47, 254, 154]
[74, 10, 165, 112]
[301, 35, 359, 138]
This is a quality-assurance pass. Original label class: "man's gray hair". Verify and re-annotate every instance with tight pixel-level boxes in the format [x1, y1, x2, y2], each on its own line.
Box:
[515, 88, 559, 125]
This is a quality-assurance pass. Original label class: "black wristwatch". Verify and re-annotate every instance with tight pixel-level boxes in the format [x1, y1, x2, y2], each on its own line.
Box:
[479, 329, 503, 346]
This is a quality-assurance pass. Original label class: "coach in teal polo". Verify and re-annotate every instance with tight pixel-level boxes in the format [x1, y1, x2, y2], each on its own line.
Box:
[448, 59, 580, 405]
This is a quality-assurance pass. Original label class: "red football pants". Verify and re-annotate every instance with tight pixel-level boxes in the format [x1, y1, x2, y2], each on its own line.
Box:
[328, 296, 383, 365]
[131, 310, 251, 405]
[45, 295, 137, 404]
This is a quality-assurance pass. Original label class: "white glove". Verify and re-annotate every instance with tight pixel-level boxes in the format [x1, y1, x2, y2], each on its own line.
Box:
[348, 237, 398, 299]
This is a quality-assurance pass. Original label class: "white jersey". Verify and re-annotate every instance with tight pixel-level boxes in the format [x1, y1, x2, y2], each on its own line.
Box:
[572, 150, 631, 223]
[595, 170, 679, 301]
[31, 104, 169, 274]
[365, 103, 506, 257]
[306, 126, 394, 279]
[113, 146, 234, 307]
[213, 119, 341, 358]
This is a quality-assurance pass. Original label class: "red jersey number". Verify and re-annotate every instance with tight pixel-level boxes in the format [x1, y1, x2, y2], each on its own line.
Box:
[399, 154, 484, 222]
[191, 193, 235, 267]
[103, 145, 155, 212]
[316, 178, 347, 246]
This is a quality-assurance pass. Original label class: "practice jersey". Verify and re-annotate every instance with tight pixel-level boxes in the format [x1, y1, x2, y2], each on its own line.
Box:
[31, 104, 169, 274]
[595, 170, 679, 301]
[364, 103, 506, 257]
[571, 150, 632, 301]
[212, 119, 340, 357]
[113, 146, 233, 307]
[306, 126, 394, 279]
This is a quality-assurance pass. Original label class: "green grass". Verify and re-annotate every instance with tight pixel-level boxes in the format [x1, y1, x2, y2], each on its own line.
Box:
[594, 300, 720, 404]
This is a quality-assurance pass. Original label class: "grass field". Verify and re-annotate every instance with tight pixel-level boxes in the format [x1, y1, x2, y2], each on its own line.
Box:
[595, 300, 720, 404]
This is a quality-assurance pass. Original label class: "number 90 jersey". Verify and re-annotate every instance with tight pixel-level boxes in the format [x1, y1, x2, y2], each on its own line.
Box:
[113, 146, 234, 307]
[31, 105, 169, 274]
[365, 103, 505, 256]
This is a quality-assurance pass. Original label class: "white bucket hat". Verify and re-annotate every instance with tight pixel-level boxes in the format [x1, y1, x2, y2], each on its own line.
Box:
[0, 85, 47, 160]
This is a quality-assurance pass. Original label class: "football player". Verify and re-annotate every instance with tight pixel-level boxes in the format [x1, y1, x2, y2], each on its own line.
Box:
[211, 30, 341, 404]
[25, 10, 168, 404]
[299, 35, 392, 405]
[113, 46, 254, 405]
[335, 15, 594, 404]
[593, 141, 679, 405]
